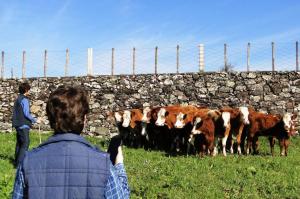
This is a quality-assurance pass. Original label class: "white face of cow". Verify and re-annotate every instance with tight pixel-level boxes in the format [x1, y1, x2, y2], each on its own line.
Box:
[191, 117, 202, 134]
[174, 112, 186, 129]
[155, 108, 167, 126]
[142, 107, 151, 123]
[239, 107, 250, 125]
[114, 112, 122, 123]
[122, 110, 131, 128]
[283, 113, 292, 131]
[222, 112, 231, 128]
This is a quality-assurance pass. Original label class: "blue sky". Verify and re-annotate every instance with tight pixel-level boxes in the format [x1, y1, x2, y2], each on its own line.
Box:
[1, 0, 300, 77]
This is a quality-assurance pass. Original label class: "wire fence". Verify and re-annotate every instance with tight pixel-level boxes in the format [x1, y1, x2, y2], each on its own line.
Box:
[0, 41, 299, 79]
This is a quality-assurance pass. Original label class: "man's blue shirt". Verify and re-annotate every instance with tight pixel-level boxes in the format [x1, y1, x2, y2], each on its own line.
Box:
[18, 97, 36, 129]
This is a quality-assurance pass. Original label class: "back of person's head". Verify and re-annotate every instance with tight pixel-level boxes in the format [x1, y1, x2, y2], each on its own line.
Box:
[19, 82, 31, 94]
[46, 86, 89, 134]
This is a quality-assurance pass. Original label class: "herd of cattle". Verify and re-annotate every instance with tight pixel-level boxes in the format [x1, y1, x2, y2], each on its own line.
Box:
[113, 105, 298, 157]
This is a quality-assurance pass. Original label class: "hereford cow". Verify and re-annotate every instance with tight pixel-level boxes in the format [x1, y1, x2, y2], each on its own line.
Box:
[187, 109, 231, 156]
[246, 111, 297, 156]
[174, 107, 210, 155]
[219, 106, 250, 155]
[189, 115, 215, 157]
[119, 109, 142, 148]
[155, 105, 199, 153]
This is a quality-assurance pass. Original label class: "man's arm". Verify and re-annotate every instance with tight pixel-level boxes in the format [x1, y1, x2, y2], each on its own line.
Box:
[12, 165, 26, 199]
[105, 163, 130, 199]
[20, 98, 37, 123]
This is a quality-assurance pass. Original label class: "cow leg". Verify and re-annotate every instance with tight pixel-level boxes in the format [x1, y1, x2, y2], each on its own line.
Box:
[187, 135, 195, 156]
[199, 144, 206, 158]
[228, 134, 234, 154]
[246, 136, 253, 155]
[279, 138, 285, 156]
[236, 124, 245, 155]
[284, 139, 289, 156]
[213, 137, 219, 156]
[222, 126, 231, 156]
[268, 137, 275, 156]
[207, 139, 215, 156]
[252, 136, 259, 154]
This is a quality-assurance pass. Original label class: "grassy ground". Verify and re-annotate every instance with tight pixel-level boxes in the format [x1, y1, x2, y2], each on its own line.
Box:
[0, 132, 300, 199]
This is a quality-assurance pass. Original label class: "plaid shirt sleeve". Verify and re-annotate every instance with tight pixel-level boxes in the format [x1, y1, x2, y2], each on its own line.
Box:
[105, 163, 130, 199]
[12, 165, 26, 199]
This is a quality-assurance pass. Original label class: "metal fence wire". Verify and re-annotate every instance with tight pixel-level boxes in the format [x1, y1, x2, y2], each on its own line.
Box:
[0, 41, 299, 79]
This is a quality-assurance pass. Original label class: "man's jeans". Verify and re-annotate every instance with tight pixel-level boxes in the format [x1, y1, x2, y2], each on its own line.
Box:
[15, 128, 30, 166]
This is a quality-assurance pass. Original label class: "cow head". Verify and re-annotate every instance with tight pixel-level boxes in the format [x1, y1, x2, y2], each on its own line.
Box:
[222, 112, 231, 128]
[174, 112, 187, 128]
[191, 117, 202, 135]
[239, 106, 250, 125]
[141, 107, 151, 123]
[282, 112, 293, 131]
[288, 114, 299, 136]
[114, 112, 123, 124]
[155, 108, 169, 126]
[122, 110, 131, 127]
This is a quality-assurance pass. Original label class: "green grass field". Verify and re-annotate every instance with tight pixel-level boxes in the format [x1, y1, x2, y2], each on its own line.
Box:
[1, 132, 300, 198]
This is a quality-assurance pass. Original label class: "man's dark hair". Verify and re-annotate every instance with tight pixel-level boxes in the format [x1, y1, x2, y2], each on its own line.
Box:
[19, 82, 31, 94]
[46, 86, 90, 134]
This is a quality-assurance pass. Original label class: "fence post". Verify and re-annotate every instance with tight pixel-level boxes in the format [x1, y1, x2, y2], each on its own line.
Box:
[132, 47, 136, 75]
[22, 51, 26, 78]
[247, 43, 250, 72]
[1, 51, 4, 79]
[87, 48, 93, 76]
[224, 43, 227, 70]
[65, 49, 69, 76]
[44, 50, 48, 77]
[176, 45, 179, 74]
[199, 44, 205, 72]
[296, 41, 299, 72]
[272, 42, 275, 72]
[11, 67, 13, 79]
[155, 46, 158, 75]
[111, 48, 115, 75]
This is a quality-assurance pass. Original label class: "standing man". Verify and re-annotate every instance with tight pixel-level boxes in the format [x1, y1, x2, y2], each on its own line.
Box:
[12, 82, 37, 167]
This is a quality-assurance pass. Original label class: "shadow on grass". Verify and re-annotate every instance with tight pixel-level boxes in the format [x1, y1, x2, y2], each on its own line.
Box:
[0, 153, 15, 166]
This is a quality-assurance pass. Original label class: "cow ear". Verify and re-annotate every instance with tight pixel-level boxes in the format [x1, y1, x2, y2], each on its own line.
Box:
[165, 111, 169, 117]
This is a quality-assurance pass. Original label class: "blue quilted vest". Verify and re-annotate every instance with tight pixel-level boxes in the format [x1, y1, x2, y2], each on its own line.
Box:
[22, 133, 110, 199]
[12, 94, 32, 128]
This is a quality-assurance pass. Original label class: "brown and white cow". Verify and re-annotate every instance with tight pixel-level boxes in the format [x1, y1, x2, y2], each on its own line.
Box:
[219, 106, 250, 155]
[247, 111, 297, 156]
[187, 109, 231, 156]
[173, 107, 209, 154]
[189, 114, 215, 157]
[154, 105, 198, 153]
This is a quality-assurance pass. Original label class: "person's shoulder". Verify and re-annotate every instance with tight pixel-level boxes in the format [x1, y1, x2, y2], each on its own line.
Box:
[88, 144, 110, 158]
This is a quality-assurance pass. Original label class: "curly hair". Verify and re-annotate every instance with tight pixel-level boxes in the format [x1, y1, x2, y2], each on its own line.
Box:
[19, 82, 31, 94]
[46, 86, 89, 134]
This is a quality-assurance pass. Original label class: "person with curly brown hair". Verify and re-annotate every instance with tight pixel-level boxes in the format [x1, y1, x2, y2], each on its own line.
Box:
[12, 86, 130, 199]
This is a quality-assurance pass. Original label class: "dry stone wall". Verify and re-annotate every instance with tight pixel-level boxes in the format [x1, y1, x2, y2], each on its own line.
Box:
[0, 72, 300, 136]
